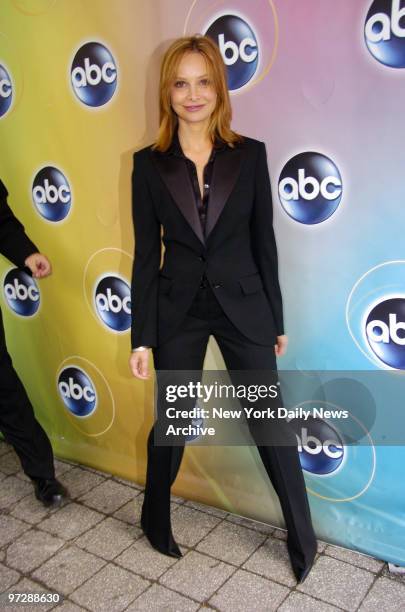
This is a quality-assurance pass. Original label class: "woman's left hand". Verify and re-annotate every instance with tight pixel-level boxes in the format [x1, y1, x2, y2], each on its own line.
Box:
[275, 335, 288, 357]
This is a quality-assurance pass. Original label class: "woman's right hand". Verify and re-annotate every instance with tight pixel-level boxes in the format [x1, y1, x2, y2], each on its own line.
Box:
[129, 349, 151, 380]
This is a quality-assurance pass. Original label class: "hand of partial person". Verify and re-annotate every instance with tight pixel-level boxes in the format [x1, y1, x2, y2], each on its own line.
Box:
[129, 349, 151, 380]
[275, 335, 288, 357]
[24, 253, 52, 278]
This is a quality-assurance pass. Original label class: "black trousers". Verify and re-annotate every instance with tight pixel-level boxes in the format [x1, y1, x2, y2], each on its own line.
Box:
[0, 307, 55, 479]
[142, 281, 317, 570]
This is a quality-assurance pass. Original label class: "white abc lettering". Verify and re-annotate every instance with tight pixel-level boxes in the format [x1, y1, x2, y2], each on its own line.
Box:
[0, 78, 12, 98]
[5, 279, 39, 301]
[279, 169, 342, 201]
[33, 180, 70, 205]
[366, 0, 405, 42]
[96, 288, 131, 314]
[72, 58, 117, 87]
[297, 428, 343, 459]
[59, 377, 95, 402]
[367, 313, 405, 346]
[218, 33, 257, 66]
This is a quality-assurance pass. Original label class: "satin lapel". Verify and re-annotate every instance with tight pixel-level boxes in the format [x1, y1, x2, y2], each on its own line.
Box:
[151, 152, 205, 245]
[205, 146, 243, 240]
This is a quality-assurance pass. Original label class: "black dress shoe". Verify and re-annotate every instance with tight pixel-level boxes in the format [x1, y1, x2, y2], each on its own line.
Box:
[33, 478, 68, 507]
[140, 516, 182, 559]
[293, 561, 313, 584]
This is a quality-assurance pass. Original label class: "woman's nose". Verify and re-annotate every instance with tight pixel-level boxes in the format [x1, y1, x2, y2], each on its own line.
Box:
[188, 83, 200, 100]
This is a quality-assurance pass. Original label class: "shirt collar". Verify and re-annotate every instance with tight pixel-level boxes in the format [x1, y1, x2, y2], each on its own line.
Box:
[167, 128, 228, 159]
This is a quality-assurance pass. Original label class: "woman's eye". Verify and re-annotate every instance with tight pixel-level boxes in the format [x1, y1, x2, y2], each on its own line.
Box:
[200, 79, 210, 86]
[174, 80, 186, 88]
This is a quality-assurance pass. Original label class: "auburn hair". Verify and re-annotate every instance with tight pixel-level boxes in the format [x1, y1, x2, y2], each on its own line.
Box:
[153, 35, 243, 151]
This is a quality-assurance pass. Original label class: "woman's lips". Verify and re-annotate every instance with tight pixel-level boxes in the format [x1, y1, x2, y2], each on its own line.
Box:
[184, 105, 204, 112]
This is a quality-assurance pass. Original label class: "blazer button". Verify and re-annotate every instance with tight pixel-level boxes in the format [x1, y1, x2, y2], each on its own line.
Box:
[213, 283, 222, 289]
[197, 255, 206, 262]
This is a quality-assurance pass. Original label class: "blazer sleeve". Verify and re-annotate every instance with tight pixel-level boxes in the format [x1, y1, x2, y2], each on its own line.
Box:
[130, 151, 161, 349]
[250, 141, 284, 336]
[0, 179, 39, 268]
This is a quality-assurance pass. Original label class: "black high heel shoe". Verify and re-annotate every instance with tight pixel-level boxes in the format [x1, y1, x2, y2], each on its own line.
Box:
[140, 515, 182, 559]
[293, 561, 313, 584]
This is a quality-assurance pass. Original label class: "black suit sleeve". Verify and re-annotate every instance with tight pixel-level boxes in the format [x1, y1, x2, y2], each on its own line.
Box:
[250, 142, 284, 336]
[0, 179, 39, 268]
[130, 152, 161, 349]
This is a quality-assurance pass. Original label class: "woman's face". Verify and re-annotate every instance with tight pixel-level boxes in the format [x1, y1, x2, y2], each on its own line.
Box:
[170, 51, 217, 127]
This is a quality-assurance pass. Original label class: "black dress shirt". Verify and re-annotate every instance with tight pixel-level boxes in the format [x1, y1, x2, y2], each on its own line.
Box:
[168, 130, 227, 237]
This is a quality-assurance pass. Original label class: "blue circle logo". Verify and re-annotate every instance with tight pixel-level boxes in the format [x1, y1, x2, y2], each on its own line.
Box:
[71, 42, 117, 106]
[32, 167, 71, 222]
[205, 15, 258, 90]
[365, 0, 405, 68]
[58, 366, 97, 417]
[290, 417, 344, 475]
[278, 152, 342, 224]
[0, 64, 13, 117]
[3, 269, 40, 316]
[94, 275, 131, 332]
[366, 297, 405, 368]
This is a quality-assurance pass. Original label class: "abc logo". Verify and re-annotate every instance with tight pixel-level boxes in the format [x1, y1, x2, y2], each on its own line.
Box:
[58, 366, 97, 417]
[32, 167, 71, 222]
[290, 417, 344, 475]
[365, 0, 405, 68]
[94, 275, 131, 332]
[278, 152, 342, 224]
[71, 42, 117, 106]
[3, 269, 40, 316]
[366, 297, 405, 368]
[0, 64, 12, 117]
[205, 15, 258, 90]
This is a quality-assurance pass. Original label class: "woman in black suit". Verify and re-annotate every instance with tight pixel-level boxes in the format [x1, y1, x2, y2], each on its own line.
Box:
[129, 35, 316, 583]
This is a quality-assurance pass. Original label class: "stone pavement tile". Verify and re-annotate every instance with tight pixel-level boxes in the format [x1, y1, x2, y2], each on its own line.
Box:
[183, 499, 228, 518]
[75, 517, 140, 560]
[32, 545, 106, 596]
[113, 494, 179, 525]
[0, 451, 21, 475]
[160, 550, 235, 602]
[54, 459, 75, 478]
[0, 441, 12, 456]
[382, 563, 405, 584]
[78, 480, 136, 514]
[242, 536, 297, 587]
[113, 476, 143, 490]
[226, 513, 275, 536]
[38, 502, 104, 540]
[0, 562, 20, 590]
[278, 591, 342, 611]
[324, 544, 384, 573]
[10, 494, 58, 525]
[70, 564, 150, 612]
[297, 555, 375, 610]
[0, 514, 30, 547]
[6, 529, 65, 573]
[359, 576, 405, 611]
[0, 475, 32, 509]
[51, 602, 85, 611]
[2, 577, 58, 612]
[209, 568, 289, 611]
[171, 505, 222, 547]
[115, 536, 179, 580]
[59, 467, 105, 499]
[127, 584, 199, 611]
[271, 526, 287, 540]
[196, 520, 266, 565]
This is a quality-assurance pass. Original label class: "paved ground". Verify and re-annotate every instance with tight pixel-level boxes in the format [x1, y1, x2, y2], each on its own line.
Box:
[1, 441, 405, 611]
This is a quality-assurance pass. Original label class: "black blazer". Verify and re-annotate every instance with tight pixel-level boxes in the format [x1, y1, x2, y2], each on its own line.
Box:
[0, 180, 38, 268]
[130, 136, 284, 349]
